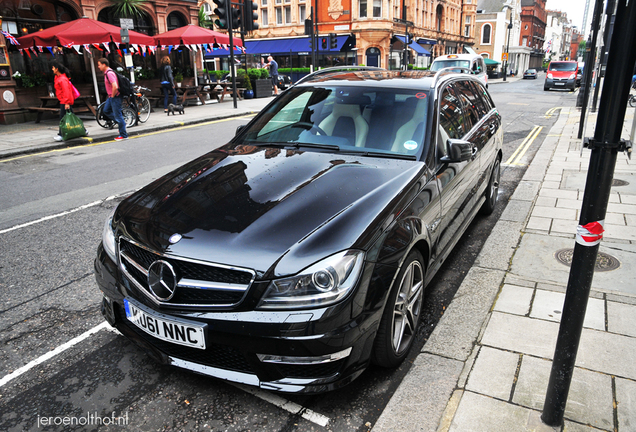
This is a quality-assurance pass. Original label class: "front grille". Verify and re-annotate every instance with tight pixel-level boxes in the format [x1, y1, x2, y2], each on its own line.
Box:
[115, 304, 255, 374]
[119, 238, 254, 308]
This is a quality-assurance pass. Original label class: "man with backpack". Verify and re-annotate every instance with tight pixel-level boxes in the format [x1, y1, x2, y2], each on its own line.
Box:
[97, 58, 128, 141]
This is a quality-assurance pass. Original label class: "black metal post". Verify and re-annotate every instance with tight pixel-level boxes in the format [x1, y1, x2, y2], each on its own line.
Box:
[314, 0, 319, 69]
[503, 13, 512, 81]
[591, 0, 616, 112]
[576, 0, 603, 136]
[403, 22, 408, 71]
[227, 0, 237, 108]
[541, 0, 636, 427]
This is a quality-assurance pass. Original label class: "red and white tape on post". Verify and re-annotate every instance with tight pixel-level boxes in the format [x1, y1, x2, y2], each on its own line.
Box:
[576, 220, 605, 246]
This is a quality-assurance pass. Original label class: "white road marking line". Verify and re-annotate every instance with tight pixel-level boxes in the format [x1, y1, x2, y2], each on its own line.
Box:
[0, 194, 124, 235]
[233, 383, 331, 427]
[0, 322, 110, 388]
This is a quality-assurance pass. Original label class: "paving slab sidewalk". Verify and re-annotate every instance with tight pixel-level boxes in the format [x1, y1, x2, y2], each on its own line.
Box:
[374, 107, 636, 432]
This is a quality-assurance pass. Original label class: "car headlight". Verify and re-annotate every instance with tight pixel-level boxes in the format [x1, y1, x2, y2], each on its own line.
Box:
[569, 73, 576, 79]
[547, 73, 553, 79]
[257, 250, 365, 310]
[102, 207, 118, 264]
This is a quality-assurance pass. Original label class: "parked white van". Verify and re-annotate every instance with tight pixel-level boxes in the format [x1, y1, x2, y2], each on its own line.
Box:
[430, 54, 488, 88]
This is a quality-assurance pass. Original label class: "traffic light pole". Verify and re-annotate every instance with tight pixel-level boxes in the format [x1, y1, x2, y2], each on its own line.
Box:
[227, 0, 237, 108]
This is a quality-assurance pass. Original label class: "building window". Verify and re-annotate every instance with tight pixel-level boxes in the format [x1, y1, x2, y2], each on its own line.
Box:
[299, 4, 306, 21]
[481, 23, 491, 44]
[276, 0, 281, 4]
[465, 15, 470, 24]
[262, 8, 268, 25]
[373, 0, 381, 17]
[284, 5, 291, 23]
[359, 0, 367, 17]
[276, 7, 282, 24]
[464, 25, 470, 37]
[261, 0, 267, 4]
[522, 36, 527, 46]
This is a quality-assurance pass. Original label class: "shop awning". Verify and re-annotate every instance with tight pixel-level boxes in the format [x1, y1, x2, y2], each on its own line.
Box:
[207, 35, 354, 58]
[395, 35, 431, 56]
[484, 58, 501, 66]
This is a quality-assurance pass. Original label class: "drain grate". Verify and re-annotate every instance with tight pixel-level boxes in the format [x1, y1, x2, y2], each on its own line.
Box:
[555, 249, 621, 272]
[612, 179, 629, 187]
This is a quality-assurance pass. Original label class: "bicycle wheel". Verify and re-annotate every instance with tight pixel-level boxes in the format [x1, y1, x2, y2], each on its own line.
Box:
[629, 95, 636, 108]
[95, 104, 113, 129]
[138, 96, 151, 123]
[122, 107, 137, 127]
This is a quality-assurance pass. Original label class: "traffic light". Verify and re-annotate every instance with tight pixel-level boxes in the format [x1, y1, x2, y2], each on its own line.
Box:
[407, 32, 414, 44]
[329, 33, 337, 49]
[231, 6, 241, 29]
[321, 36, 327, 49]
[309, 36, 314, 50]
[243, 0, 259, 32]
[213, 0, 228, 29]
[304, 18, 313, 36]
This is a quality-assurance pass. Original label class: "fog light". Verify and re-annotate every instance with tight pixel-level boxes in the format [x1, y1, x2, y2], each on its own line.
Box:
[257, 348, 352, 365]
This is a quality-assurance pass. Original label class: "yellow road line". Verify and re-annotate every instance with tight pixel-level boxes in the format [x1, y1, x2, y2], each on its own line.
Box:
[545, 107, 564, 119]
[504, 126, 543, 166]
[0, 115, 256, 163]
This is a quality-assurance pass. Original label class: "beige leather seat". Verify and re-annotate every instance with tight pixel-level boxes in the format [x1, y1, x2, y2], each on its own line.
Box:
[319, 103, 369, 147]
[391, 97, 428, 153]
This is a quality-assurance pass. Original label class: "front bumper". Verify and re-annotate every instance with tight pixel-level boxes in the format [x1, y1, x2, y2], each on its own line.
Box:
[94, 243, 388, 393]
[545, 77, 576, 90]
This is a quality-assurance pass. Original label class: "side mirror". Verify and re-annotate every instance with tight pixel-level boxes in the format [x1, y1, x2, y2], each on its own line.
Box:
[440, 139, 474, 163]
[236, 125, 246, 136]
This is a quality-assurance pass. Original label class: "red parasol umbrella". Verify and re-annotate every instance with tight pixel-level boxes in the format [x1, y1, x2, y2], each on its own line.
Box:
[16, 17, 155, 47]
[152, 24, 240, 47]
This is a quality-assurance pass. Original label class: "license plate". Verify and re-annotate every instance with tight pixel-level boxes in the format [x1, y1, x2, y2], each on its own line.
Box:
[124, 298, 206, 349]
[555, 82, 565, 86]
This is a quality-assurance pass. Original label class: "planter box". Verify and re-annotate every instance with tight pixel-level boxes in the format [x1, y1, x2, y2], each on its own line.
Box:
[254, 79, 271, 98]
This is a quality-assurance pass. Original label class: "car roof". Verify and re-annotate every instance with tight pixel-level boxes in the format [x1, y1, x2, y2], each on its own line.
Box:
[295, 69, 482, 91]
[432, 54, 483, 61]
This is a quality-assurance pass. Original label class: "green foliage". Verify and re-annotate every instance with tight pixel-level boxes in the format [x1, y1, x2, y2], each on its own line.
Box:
[174, 71, 184, 82]
[135, 68, 156, 80]
[278, 68, 311, 74]
[260, 68, 269, 79]
[243, 75, 252, 90]
[247, 68, 262, 82]
[198, 6, 213, 29]
[237, 68, 246, 78]
[213, 70, 228, 80]
[110, 0, 148, 18]
[12, 71, 50, 88]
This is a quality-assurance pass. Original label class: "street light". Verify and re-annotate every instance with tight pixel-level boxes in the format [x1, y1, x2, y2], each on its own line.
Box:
[503, 13, 513, 81]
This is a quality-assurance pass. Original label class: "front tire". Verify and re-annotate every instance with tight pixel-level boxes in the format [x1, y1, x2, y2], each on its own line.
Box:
[480, 156, 501, 216]
[629, 96, 636, 108]
[372, 250, 425, 368]
[138, 97, 151, 123]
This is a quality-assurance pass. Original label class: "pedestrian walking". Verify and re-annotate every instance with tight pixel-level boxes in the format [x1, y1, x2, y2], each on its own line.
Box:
[51, 60, 87, 141]
[97, 58, 128, 141]
[159, 56, 177, 113]
[266, 56, 279, 96]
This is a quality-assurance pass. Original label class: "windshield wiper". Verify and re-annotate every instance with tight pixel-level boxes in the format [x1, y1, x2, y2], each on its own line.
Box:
[340, 150, 418, 160]
[248, 142, 340, 151]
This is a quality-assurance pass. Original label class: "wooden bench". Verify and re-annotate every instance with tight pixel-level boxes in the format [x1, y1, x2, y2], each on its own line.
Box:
[28, 106, 93, 123]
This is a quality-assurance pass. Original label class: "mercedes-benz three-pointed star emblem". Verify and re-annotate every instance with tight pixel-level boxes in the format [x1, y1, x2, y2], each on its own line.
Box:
[147, 260, 177, 301]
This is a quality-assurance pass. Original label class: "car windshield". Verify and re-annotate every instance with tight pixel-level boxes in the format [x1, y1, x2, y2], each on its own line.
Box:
[526, 69, 536, 73]
[430, 60, 471, 71]
[549, 62, 577, 72]
[240, 86, 431, 158]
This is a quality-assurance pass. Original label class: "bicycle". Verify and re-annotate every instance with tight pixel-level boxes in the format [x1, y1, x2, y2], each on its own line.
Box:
[95, 85, 151, 129]
[96, 100, 136, 129]
[128, 85, 151, 123]
[629, 81, 636, 108]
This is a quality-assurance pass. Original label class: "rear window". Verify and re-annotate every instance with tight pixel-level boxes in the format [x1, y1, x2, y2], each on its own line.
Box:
[431, 60, 471, 71]
[549, 62, 577, 72]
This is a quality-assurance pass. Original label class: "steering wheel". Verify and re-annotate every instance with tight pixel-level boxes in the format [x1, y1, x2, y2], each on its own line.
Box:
[294, 122, 327, 136]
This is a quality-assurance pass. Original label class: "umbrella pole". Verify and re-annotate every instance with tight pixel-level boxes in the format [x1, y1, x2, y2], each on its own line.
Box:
[89, 50, 101, 105]
[193, 49, 198, 88]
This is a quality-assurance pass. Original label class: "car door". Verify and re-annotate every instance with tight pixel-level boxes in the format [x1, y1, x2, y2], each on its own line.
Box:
[433, 82, 482, 260]
[467, 80, 501, 189]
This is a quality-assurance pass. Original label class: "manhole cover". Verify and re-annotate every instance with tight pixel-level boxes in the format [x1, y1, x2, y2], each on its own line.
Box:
[555, 249, 621, 272]
[612, 179, 629, 187]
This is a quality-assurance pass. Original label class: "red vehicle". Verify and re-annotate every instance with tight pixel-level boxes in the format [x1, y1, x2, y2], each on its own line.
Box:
[544, 61, 578, 91]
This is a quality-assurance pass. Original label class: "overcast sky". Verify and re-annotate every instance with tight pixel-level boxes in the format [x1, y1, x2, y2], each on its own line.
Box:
[545, 0, 593, 32]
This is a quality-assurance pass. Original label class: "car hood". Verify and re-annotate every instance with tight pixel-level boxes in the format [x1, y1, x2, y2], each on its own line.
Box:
[116, 144, 425, 278]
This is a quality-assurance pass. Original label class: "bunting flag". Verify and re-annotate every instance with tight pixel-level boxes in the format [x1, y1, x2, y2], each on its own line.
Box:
[2, 30, 19, 45]
[92, 43, 103, 51]
[37, 46, 43, 53]
[24, 48, 31, 58]
[161, 45, 167, 51]
[30, 47, 38, 56]
[83, 44, 91, 53]
[168, 45, 173, 54]
[117, 49, 123, 57]
[73, 45, 82, 54]
[190, 44, 198, 52]
[64, 42, 74, 49]
[47, 47, 55, 55]
[132, 44, 138, 52]
[114, 42, 120, 49]
[103, 43, 111, 53]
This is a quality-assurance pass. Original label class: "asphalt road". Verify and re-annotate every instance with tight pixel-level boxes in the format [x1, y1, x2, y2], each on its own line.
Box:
[0, 74, 581, 432]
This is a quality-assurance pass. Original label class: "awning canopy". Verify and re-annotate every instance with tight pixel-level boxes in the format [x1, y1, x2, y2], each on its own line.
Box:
[154, 24, 240, 47]
[484, 58, 501, 66]
[206, 35, 355, 58]
[395, 35, 431, 56]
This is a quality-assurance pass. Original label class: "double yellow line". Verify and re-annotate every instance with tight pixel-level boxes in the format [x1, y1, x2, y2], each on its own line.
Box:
[504, 125, 543, 166]
[545, 107, 563, 119]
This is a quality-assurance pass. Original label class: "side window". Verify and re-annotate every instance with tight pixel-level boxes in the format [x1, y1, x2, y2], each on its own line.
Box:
[471, 81, 494, 113]
[439, 84, 465, 141]
[454, 80, 480, 129]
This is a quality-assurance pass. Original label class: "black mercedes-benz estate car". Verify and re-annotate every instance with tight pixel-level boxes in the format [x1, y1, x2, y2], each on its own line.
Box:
[95, 68, 503, 393]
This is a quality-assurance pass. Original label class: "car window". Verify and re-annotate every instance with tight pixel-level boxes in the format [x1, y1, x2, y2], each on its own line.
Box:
[439, 84, 465, 140]
[242, 86, 431, 158]
[463, 81, 488, 117]
[549, 62, 577, 72]
[471, 81, 494, 113]
[431, 60, 471, 71]
[454, 80, 481, 129]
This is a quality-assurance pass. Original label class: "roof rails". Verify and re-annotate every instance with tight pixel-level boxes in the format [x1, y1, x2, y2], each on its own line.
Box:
[432, 67, 473, 87]
[292, 66, 386, 87]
